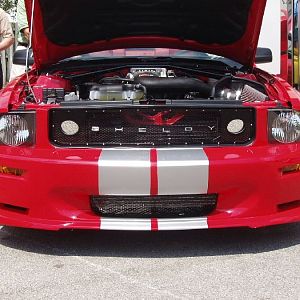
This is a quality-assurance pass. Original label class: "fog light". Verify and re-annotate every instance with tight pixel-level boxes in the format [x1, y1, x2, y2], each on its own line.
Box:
[272, 111, 300, 143]
[61, 120, 79, 135]
[0, 166, 24, 176]
[227, 119, 244, 134]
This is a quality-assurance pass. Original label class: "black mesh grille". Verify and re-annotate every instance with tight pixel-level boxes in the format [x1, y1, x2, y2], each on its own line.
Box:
[90, 194, 218, 218]
[49, 107, 255, 147]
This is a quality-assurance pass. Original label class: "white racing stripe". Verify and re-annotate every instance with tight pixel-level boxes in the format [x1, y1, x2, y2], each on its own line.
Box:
[99, 217, 208, 231]
[98, 149, 150, 195]
[100, 218, 152, 231]
[157, 217, 208, 230]
[98, 148, 209, 196]
[157, 148, 209, 195]
[97, 148, 210, 231]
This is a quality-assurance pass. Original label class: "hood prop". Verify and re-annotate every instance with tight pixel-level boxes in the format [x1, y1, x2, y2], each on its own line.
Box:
[25, 0, 38, 103]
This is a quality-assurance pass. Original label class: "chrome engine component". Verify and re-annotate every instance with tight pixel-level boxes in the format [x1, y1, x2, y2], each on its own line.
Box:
[64, 92, 79, 101]
[218, 84, 267, 102]
[130, 67, 167, 77]
[214, 76, 268, 102]
[219, 88, 243, 100]
[89, 83, 145, 101]
[240, 84, 268, 102]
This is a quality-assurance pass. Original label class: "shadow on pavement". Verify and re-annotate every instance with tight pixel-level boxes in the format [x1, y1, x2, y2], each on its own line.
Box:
[0, 223, 299, 258]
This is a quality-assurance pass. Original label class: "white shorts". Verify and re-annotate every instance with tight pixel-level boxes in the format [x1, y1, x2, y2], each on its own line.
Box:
[9, 45, 28, 82]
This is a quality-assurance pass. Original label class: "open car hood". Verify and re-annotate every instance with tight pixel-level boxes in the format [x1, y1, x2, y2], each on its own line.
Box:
[26, 0, 267, 69]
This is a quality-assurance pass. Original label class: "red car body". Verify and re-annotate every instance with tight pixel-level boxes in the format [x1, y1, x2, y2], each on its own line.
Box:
[0, 0, 300, 231]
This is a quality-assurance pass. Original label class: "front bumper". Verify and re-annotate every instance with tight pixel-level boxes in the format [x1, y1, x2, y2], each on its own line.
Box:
[0, 145, 300, 231]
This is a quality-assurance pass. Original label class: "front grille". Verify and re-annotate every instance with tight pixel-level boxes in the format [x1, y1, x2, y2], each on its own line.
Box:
[49, 107, 255, 147]
[90, 194, 218, 218]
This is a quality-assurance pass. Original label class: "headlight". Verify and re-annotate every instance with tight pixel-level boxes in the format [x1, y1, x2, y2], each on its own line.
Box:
[0, 113, 35, 146]
[269, 110, 300, 143]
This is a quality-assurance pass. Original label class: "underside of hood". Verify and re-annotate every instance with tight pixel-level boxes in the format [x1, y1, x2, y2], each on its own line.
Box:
[26, 0, 267, 69]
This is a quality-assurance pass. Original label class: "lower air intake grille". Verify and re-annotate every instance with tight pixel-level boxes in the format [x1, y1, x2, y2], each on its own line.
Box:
[90, 194, 218, 218]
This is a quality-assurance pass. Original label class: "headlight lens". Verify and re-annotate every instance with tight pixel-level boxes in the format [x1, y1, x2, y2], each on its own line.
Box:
[0, 114, 31, 146]
[271, 110, 300, 143]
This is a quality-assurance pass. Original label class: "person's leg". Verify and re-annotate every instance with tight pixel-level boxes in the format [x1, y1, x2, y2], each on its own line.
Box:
[0, 60, 3, 89]
[10, 46, 27, 81]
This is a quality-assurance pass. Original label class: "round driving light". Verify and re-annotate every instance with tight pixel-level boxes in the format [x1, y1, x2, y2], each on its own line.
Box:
[0, 115, 30, 146]
[272, 111, 300, 143]
[61, 120, 79, 136]
[227, 119, 245, 134]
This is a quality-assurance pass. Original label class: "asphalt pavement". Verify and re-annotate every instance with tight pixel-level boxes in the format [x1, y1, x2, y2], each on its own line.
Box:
[0, 223, 299, 300]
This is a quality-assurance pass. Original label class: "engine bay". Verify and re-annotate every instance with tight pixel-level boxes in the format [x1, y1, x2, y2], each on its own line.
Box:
[35, 66, 269, 105]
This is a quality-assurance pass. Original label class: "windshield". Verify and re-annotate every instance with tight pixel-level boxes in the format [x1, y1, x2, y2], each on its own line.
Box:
[63, 48, 242, 68]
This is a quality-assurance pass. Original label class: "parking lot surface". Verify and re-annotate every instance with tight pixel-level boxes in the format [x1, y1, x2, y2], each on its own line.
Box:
[0, 223, 299, 300]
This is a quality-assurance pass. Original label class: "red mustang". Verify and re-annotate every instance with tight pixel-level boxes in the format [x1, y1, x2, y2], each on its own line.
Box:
[0, 0, 300, 231]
